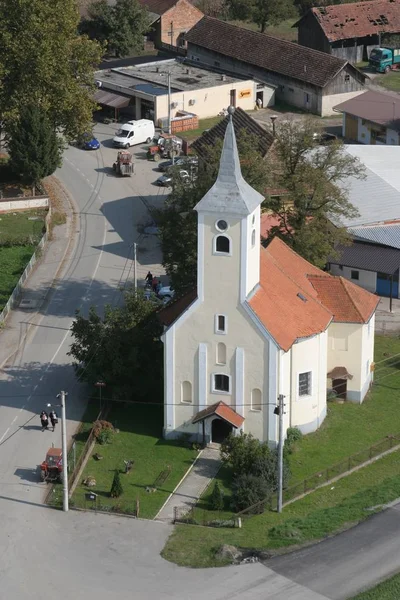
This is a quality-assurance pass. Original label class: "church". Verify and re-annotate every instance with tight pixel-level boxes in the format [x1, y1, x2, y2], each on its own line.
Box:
[159, 110, 379, 446]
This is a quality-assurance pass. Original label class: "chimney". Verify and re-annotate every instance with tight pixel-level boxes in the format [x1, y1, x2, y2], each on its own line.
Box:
[186, 68, 191, 74]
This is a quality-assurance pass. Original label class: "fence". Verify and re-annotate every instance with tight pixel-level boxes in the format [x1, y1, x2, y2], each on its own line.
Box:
[0, 201, 51, 323]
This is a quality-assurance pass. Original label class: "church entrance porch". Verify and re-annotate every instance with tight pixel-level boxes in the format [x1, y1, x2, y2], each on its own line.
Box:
[211, 418, 233, 443]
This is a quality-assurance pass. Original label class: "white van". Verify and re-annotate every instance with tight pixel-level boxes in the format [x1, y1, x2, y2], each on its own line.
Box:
[113, 119, 155, 148]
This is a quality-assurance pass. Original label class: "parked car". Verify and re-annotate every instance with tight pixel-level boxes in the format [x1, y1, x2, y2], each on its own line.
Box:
[313, 132, 338, 145]
[157, 285, 175, 300]
[156, 169, 192, 187]
[79, 133, 100, 150]
[158, 156, 199, 172]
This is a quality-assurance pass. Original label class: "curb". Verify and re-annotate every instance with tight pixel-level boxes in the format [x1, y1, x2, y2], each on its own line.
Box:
[0, 176, 79, 370]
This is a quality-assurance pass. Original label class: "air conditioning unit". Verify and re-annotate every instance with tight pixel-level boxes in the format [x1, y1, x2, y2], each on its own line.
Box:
[188, 99, 196, 106]
[171, 102, 178, 109]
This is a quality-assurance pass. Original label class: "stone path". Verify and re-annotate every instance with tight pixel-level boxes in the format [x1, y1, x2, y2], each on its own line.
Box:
[155, 446, 221, 522]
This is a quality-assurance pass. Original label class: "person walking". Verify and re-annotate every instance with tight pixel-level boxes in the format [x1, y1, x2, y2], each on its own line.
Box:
[145, 271, 153, 287]
[40, 411, 49, 432]
[49, 410, 58, 432]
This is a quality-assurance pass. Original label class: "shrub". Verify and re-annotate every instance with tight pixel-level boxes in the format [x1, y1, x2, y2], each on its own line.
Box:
[221, 432, 270, 477]
[210, 481, 225, 511]
[231, 473, 269, 513]
[97, 428, 114, 445]
[327, 390, 338, 402]
[284, 427, 303, 454]
[252, 449, 291, 490]
[110, 469, 123, 498]
[93, 420, 114, 440]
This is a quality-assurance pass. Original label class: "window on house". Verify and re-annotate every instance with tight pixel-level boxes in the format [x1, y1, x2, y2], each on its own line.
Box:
[251, 388, 262, 411]
[217, 342, 226, 365]
[351, 270, 359, 280]
[215, 235, 230, 254]
[345, 74, 350, 82]
[338, 265, 343, 270]
[181, 381, 192, 403]
[288, 87, 294, 93]
[251, 229, 256, 247]
[213, 374, 230, 393]
[214, 60, 220, 67]
[215, 314, 226, 333]
[298, 371, 312, 397]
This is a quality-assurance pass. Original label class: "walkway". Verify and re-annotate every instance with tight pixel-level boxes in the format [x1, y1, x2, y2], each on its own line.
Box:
[155, 445, 221, 522]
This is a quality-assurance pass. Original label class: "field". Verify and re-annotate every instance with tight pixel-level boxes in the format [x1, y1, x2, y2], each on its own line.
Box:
[375, 72, 400, 91]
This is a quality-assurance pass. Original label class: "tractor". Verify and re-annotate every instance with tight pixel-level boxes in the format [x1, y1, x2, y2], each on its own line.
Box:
[113, 150, 134, 176]
[147, 134, 183, 162]
[39, 446, 63, 483]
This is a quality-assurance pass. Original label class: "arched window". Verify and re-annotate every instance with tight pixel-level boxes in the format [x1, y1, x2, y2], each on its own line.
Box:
[215, 235, 230, 254]
[251, 229, 256, 247]
[251, 388, 262, 411]
[217, 342, 226, 365]
[181, 381, 192, 403]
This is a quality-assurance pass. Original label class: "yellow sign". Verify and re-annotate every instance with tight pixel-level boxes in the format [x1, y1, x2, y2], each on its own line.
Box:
[239, 89, 251, 98]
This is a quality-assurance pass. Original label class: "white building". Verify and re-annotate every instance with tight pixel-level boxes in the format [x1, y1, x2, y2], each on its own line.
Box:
[159, 114, 379, 445]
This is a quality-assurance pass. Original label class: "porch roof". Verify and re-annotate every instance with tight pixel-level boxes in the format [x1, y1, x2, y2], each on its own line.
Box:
[192, 401, 244, 429]
[327, 366, 353, 380]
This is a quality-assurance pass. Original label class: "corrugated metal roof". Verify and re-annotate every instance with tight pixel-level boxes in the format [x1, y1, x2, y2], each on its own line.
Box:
[94, 90, 131, 108]
[349, 224, 400, 249]
[331, 241, 400, 275]
[337, 145, 400, 227]
[296, 0, 400, 43]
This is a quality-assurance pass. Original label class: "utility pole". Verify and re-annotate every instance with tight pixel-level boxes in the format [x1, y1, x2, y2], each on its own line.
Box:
[58, 391, 69, 512]
[277, 393, 285, 513]
[133, 242, 137, 292]
[167, 72, 172, 135]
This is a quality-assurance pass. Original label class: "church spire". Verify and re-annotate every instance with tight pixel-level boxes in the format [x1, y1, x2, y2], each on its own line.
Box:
[194, 106, 264, 216]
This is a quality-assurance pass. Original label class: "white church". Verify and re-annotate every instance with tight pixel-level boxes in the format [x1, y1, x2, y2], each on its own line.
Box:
[159, 111, 379, 445]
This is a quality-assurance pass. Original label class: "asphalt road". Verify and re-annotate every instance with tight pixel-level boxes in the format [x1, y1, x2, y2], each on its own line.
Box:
[0, 123, 400, 599]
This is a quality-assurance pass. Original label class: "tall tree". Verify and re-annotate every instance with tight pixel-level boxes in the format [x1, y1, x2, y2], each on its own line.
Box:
[0, 0, 102, 141]
[155, 131, 271, 296]
[81, 0, 150, 58]
[226, 0, 295, 32]
[68, 290, 163, 402]
[263, 117, 364, 267]
[7, 105, 62, 193]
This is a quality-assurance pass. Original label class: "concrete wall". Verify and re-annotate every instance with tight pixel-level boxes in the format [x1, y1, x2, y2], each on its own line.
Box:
[330, 264, 377, 293]
[321, 90, 365, 117]
[0, 196, 49, 213]
[155, 79, 264, 121]
[289, 332, 328, 435]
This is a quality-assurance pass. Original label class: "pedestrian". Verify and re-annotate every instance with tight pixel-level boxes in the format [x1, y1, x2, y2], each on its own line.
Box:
[256, 97, 262, 110]
[49, 410, 58, 432]
[40, 411, 49, 432]
[145, 271, 153, 286]
[152, 276, 158, 292]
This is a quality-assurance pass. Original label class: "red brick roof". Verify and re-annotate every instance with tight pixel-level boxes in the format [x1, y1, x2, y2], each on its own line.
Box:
[306, 0, 400, 43]
[248, 237, 378, 351]
[192, 401, 244, 428]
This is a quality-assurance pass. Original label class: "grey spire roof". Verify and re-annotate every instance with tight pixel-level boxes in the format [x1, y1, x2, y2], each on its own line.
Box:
[194, 112, 264, 216]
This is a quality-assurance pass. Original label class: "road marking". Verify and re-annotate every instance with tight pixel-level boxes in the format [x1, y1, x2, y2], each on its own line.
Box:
[0, 428, 10, 444]
[11, 416, 17, 424]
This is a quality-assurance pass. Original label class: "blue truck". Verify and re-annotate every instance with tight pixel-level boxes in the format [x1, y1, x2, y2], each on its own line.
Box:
[369, 46, 400, 73]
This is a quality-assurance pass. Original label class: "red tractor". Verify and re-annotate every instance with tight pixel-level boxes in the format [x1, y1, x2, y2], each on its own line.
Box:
[147, 134, 183, 162]
[40, 447, 63, 482]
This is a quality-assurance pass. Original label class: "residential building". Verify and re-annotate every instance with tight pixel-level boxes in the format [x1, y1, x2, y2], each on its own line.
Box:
[185, 16, 367, 116]
[159, 113, 378, 445]
[334, 90, 400, 144]
[294, 0, 400, 62]
[138, 0, 203, 49]
[94, 59, 271, 123]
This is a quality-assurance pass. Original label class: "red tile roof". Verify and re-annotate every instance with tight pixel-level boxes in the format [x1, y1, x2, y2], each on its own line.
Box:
[192, 401, 244, 428]
[306, 0, 400, 43]
[248, 237, 378, 351]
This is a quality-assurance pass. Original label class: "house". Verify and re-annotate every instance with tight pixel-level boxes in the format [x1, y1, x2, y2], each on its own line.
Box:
[94, 59, 260, 123]
[185, 16, 367, 116]
[334, 90, 400, 144]
[159, 112, 378, 445]
[191, 107, 275, 163]
[294, 0, 400, 63]
[138, 0, 203, 49]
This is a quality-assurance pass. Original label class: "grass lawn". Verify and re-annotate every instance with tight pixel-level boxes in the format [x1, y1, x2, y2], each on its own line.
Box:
[0, 210, 46, 312]
[162, 335, 400, 567]
[70, 403, 198, 519]
[375, 72, 400, 91]
[182, 116, 223, 143]
[228, 18, 298, 42]
[351, 572, 400, 599]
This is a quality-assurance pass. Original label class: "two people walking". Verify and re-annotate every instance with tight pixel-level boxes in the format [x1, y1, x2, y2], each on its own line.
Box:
[40, 410, 58, 432]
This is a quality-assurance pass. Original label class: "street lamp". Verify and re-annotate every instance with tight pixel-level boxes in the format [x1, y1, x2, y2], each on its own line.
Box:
[47, 390, 68, 512]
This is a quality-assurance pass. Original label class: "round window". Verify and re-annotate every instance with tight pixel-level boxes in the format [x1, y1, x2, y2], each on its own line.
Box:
[216, 219, 228, 232]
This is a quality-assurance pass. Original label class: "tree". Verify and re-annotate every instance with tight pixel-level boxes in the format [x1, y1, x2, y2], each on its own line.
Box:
[81, 0, 150, 57]
[263, 117, 364, 267]
[0, 0, 102, 141]
[68, 289, 164, 401]
[110, 469, 123, 497]
[294, 0, 340, 16]
[231, 473, 269, 512]
[221, 432, 270, 476]
[227, 0, 295, 32]
[7, 105, 62, 193]
[210, 481, 225, 510]
[155, 131, 271, 296]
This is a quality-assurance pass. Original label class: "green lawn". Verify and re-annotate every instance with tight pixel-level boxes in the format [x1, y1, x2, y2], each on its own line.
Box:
[351, 572, 400, 599]
[182, 116, 223, 143]
[70, 403, 198, 519]
[162, 335, 400, 567]
[228, 18, 298, 42]
[375, 72, 400, 91]
[0, 210, 46, 312]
